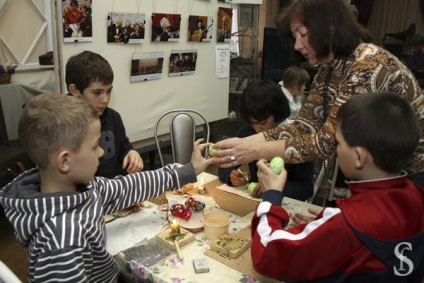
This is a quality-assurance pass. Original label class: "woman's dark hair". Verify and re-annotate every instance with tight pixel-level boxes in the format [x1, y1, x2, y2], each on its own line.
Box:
[336, 92, 419, 173]
[275, 0, 372, 60]
[240, 80, 290, 124]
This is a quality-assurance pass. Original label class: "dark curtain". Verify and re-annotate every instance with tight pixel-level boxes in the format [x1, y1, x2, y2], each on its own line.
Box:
[351, 0, 376, 26]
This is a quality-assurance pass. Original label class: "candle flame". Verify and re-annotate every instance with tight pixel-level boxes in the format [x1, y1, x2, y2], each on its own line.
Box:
[200, 176, 204, 186]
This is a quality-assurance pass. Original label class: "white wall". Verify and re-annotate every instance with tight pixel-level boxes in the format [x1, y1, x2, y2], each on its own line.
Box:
[59, 0, 231, 143]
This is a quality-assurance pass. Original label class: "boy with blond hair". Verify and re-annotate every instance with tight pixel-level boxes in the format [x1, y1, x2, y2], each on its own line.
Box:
[0, 94, 212, 282]
[253, 92, 424, 282]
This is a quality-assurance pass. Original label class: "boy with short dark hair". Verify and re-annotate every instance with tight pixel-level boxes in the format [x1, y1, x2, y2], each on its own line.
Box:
[252, 92, 424, 282]
[0, 94, 212, 282]
[66, 50, 142, 178]
[217, 80, 314, 201]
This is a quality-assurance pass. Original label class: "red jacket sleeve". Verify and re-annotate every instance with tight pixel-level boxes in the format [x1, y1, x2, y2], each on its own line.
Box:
[250, 201, 364, 281]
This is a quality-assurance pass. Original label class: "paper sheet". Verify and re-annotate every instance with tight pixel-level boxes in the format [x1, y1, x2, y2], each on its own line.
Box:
[215, 46, 230, 78]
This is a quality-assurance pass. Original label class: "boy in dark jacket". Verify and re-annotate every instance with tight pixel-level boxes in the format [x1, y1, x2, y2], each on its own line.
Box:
[66, 50, 143, 178]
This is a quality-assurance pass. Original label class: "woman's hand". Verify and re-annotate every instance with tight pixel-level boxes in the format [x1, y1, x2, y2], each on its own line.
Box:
[212, 137, 286, 169]
[211, 138, 260, 168]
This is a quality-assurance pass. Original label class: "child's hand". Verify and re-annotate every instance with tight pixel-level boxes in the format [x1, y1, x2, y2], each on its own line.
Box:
[290, 208, 322, 227]
[230, 170, 248, 187]
[123, 150, 144, 173]
[256, 159, 287, 193]
[250, 183, 264, 198]
[191, 139, 214, 175]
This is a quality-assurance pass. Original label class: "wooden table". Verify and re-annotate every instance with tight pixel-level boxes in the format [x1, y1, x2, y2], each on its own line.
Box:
[105, 173, 322, 283]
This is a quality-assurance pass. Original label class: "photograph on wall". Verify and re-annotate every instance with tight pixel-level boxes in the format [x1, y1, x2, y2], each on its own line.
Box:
[217, 7, 232, 43]
[107, 12, 146, 44]
[62, 0, 92, 43]
[168, 50, 198, 77]
[151, 13, 181, 42]
[188, 15, 213, 42]
[130, 52, 164, 82]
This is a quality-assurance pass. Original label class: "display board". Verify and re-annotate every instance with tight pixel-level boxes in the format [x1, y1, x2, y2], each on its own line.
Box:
[59, 0, 231, 143]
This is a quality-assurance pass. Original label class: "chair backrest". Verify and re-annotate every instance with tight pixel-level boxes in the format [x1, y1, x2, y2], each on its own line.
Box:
[154, 109, 210, 167]
[0, 260, 22, 283]
[310, 158, 341, 204]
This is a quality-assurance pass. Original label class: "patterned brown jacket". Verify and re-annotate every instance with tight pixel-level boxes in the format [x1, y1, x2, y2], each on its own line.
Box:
[264, 43, 424, 175]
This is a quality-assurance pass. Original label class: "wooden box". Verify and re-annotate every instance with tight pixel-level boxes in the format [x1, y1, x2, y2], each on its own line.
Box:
[155, 227, 195, 250]
[209, 233, 251, 259]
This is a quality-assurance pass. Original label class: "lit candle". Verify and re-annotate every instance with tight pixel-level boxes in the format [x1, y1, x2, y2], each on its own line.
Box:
[198, 176, 207, 194]
[170, 218, 180, 235]
[200, 176, 204, 189]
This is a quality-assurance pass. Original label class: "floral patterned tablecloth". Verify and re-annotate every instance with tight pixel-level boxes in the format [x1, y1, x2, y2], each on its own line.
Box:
[106, 173, 322, 283]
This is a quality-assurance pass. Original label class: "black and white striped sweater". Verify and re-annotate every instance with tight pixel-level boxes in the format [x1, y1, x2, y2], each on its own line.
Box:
[0, 163, 196, 282]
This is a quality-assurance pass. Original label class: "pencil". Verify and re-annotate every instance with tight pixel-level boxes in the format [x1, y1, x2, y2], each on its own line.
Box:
[237, 168, 249, 182]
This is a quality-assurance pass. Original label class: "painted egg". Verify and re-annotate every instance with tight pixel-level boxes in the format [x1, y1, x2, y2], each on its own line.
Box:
[270, 156, 285, 175]
[208, 144, 221, 156]
[247, 182, 258, 195]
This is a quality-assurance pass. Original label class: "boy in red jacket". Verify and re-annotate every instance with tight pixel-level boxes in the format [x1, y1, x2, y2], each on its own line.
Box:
[252, 92, 424, 282]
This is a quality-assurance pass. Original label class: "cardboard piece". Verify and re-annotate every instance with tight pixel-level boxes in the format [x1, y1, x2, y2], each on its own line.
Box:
[204, 226, 278, 283]
[188, 179, 258, 216]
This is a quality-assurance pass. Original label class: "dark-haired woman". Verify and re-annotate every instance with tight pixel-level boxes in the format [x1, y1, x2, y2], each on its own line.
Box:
[212, 0, 424, 188]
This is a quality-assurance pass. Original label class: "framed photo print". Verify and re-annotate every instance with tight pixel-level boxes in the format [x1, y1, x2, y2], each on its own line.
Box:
[217, 7, 232, 43]
[188, 15, 213, 42]
[169, 50, 198, 77]
[130, 52, 164, 82]
[107, 12, 146, 44]
[151, 13, 181, 42]
[62, 0, 92, 43]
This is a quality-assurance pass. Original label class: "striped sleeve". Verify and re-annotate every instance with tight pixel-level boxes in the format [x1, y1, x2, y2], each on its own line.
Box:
[95, 163, 196, 215]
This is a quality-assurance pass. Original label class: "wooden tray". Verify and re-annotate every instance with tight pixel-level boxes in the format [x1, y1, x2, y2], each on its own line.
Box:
[210, 233, 251, 259]
[155, 227, 195, 250]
